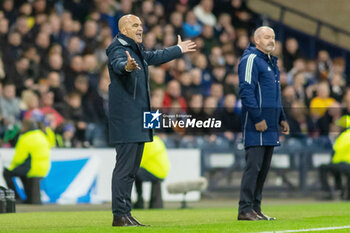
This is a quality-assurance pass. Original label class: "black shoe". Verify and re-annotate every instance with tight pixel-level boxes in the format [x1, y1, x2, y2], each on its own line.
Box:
[237, 210, 261, 221]
[129, 216, 150, 226]
[255, 210, 276, 220]
[112, 216, 138, 227]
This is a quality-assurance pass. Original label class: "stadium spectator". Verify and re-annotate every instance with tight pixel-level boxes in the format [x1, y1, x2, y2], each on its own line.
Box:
[73, 75, 106, 147]
[179, 71, 194, 99]
[292, 71, 307, 104]
[330, 73, 346, 102]
[283, 38, 302, 72]
[209, 46, 225, 68]
[220, 94, 241, 144]
[0, 17, 9, 52]
[143, 31, 156, 51]
[183, 10, 202, 38]
[210, 82, 224, 106]
[202, 96, 221, 145]
[193, 0, 216, 27]
[201, 25, 219, 55]
[58, 91, 85, 147]
[287, 101, 316, 138]
[0, 83, 20, 127]
[66, 36, 83, 60]
[286, 58, 306, 85]
[44, 52, 64, 80]
[316, 50, 332, 81]
[235, 33, 249, 57]
[6, 56, 33, 95]
[83, 54, 100, 90]
[64, 55, 84, 92]
[47, 71, 66, 106]
[35, 31, 50, 57]
[222, 0, 257, 31]
[224, 73, 239, 96]
[2, 0, 16, 25]
[94, 32, 112, 69]
[169, 11, 184, 38]
[304, 59, 317, 85]
[22, 90, 40, 120]
[163, 80, 187, 111]
[316, 101, 343, 148]
[82, 20, 99, 53]
[309, 82, 336, 119]
[39, 91, 64, 128]
[150, 66, 166, 90]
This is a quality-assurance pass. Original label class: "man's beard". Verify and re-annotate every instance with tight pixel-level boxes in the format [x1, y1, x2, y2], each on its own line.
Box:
[266, 45, 275, 52]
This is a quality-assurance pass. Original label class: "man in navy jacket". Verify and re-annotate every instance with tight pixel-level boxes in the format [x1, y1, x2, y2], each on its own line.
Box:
[106, 14, 196, 227]
[238, 26, 289, 221]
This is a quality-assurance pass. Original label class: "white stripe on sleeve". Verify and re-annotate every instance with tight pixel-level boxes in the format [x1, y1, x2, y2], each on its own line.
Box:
[244, 54, 256, 84]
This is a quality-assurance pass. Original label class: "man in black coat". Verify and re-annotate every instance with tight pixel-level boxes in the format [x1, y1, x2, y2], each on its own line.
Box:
[106, 14, 196, 227]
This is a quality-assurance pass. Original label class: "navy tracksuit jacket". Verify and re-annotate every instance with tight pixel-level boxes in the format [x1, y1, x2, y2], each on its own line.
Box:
[238, 44, 286, 148]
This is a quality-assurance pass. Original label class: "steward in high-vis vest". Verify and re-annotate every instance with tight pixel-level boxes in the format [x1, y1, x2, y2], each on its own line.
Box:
[3, 119, 51, 203]
[134, 136, 170, 209]
[319, 115, 350, 200]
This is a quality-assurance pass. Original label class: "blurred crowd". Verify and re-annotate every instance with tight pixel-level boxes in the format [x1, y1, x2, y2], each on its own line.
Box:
[0, 0, 348, 149]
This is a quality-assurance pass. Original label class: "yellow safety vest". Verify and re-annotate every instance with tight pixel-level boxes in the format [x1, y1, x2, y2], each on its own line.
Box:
[140, 136, 170, 179]
[332, 128, 350, 164]
[8, 129, 51, 177]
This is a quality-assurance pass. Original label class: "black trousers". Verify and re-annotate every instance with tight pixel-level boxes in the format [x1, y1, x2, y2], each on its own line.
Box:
[3, 168, 42, 204]
[112, 142, 144, 217]
[319, 163, 350, 194]
[3, 168, 24, 199]
[239, 146, 274, 213]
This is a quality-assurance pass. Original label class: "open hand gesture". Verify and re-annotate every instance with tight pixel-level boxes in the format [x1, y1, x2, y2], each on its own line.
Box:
[125, 51, 141, 72]
[177, 35, 197, 54]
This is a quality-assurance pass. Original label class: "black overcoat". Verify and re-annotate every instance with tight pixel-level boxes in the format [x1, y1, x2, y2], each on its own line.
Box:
[106, 33, 182, 144]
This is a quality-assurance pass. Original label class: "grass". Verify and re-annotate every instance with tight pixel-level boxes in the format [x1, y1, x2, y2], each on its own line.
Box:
[1, 202, 350, 233]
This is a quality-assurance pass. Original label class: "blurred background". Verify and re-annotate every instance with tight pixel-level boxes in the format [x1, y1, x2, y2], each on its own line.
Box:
[0, 0, 350, 204]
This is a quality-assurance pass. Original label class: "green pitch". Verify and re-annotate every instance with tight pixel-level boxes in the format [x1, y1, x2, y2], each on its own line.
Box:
[1, 202, 350, 233]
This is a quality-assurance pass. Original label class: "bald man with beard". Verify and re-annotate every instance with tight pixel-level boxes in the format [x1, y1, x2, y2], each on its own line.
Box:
[237, 26, 289, 221]
[106, 14, 196, 227]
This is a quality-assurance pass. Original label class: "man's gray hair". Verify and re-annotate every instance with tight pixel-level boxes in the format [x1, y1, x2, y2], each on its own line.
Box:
[254, 26, 274, 40]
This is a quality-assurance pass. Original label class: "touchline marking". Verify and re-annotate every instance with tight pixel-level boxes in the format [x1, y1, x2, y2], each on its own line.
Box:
[257, 225, 350, 233]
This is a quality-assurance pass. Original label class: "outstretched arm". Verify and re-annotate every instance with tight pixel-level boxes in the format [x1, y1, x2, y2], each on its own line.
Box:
[143, 35, 196, 66]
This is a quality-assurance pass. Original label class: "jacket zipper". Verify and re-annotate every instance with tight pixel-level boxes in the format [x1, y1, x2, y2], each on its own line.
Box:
[258, 82, 263, 146]
[133, 76, 138, 99]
